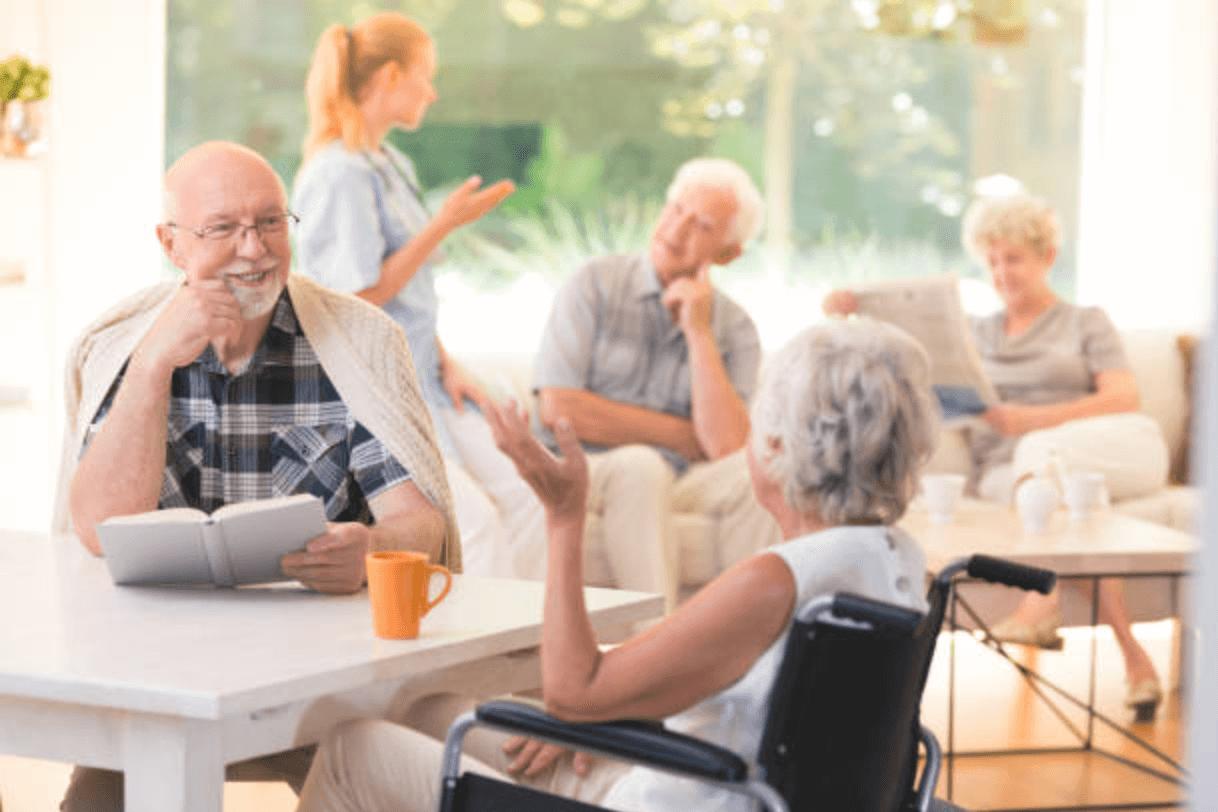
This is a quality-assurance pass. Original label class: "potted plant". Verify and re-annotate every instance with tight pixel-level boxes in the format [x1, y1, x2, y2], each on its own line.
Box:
[0, 55, 51, 157]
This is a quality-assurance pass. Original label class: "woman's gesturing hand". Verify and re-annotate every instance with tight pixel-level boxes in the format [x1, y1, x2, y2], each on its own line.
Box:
[485, 399, 588, 525]
[438, 175, 515, 229]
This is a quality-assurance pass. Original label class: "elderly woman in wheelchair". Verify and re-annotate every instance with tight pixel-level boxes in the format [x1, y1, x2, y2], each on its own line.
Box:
[296, 318, 942, 811]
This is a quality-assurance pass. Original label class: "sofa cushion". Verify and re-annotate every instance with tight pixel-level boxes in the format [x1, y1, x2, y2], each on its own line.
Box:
[1122, 329, 1189, 471]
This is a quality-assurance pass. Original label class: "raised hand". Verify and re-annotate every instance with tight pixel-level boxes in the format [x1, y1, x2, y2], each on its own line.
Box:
[484, 399, 587, 525]
[660, 265, 714, 336]
[130, 279, 242, 379]
[437, 175, 516, 230]
[822, 289, 859, 318]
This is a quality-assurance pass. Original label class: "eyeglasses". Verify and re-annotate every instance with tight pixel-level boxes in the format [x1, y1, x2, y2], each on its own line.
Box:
[166, 211, 299, 242]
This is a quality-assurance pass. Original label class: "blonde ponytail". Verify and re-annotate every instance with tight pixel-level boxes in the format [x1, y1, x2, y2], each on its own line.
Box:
[302, 14, 432, 162]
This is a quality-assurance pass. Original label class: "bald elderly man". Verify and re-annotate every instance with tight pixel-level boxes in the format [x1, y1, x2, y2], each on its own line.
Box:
[56, 141, 459, 808]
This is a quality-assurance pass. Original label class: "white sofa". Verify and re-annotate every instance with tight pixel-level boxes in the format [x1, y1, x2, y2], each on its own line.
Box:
[460, 327, 1198, 600]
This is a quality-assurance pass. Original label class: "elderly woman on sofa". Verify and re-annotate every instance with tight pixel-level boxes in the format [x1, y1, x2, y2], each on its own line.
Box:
[824, 192, 1167, 718]
[295, 318, 937, 811]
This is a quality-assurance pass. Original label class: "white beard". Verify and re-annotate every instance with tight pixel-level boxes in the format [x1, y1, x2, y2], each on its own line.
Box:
[220, 260, 284, 320]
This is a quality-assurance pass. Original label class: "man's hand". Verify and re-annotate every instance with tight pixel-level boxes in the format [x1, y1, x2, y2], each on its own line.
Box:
[281, 522, 370, 594]
[437, 175, 516, 230]
[822, 289, 859, 318]
[661, 265, 714, 337]
[502, 735, 592, 779]
[983, 403, 1041, 437]
[485, 400, 588, 526]
[441, 356, 490, 413]
[130, 280, 242, 378]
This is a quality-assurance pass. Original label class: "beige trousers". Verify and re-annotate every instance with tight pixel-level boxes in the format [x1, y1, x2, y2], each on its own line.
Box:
[295, 708, 628, 811]
[583, 446, 780, 611]
[977, 413, 1170, 504]
[585, 445, 679, 609]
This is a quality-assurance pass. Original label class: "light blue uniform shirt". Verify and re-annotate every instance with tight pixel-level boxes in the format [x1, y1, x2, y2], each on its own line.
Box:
[291, 142, 450, 439]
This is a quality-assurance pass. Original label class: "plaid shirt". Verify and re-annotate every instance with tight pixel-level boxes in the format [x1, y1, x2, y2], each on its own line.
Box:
[87, 291, 411, 523]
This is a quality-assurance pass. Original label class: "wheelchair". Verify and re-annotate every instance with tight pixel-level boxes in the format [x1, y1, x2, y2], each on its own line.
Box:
[438, 554, 1055, 812]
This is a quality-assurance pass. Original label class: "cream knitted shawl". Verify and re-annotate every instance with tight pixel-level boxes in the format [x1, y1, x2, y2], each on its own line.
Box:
[51, 273, 462, 572]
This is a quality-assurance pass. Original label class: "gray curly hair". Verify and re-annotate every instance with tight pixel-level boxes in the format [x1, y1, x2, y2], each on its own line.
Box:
[750, 319, 939, 525]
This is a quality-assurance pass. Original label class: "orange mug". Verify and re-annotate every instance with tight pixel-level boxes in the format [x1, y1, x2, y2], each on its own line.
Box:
[366, 551, 453, 639]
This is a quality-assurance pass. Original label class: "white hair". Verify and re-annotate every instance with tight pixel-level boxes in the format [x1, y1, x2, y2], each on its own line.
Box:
[666, 158, 764, 246]
[961, 192, 1060, 264]
[750, 319, 939, 525]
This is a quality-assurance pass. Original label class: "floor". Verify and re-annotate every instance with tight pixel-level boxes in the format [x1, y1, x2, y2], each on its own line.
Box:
[0, 619, 1186, 811]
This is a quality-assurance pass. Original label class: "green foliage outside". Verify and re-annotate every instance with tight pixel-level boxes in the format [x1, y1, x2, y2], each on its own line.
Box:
[165, 0, 1085, 289]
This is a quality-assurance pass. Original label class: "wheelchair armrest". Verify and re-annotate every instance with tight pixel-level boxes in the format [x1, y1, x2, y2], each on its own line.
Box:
[474, 700, 749, 783]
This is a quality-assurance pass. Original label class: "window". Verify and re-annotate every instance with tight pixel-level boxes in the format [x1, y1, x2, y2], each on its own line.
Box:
[167, 0, 1086, 348]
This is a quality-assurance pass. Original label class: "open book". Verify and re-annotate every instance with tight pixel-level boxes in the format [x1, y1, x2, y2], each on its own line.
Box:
[852, 274, 997, 425]
[96, 494, 327, 587]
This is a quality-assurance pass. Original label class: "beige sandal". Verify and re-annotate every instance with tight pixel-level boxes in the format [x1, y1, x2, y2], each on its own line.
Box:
[986, 611, 1065, 650]
[1125, 677, 1163, 723]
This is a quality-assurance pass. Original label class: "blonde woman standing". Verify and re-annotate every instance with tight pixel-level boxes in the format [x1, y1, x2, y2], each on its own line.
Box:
[293, 13, 541, 576]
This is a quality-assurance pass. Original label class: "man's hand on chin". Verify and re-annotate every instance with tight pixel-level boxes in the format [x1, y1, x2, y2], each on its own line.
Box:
[281, 522, 371, 594]
[661, 265, 714, 336]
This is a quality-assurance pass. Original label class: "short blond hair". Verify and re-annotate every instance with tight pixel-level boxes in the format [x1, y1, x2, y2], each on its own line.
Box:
[302, 13, 432, 161]
[961, 193, 1060, 264]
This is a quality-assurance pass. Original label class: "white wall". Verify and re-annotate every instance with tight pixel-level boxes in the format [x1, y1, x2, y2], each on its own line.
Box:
[1188, 6, 1218, 798]
[43, 0, 167, 393]
[0, 0, 45, 57]
[1076, 0, 1218, 329]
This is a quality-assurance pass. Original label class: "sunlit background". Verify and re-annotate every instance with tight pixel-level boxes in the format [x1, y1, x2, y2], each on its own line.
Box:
[164, 0, 1085, 349]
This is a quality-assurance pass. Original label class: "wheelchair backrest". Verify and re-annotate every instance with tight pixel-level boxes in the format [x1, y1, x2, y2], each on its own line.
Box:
[755, 588, 946, 811]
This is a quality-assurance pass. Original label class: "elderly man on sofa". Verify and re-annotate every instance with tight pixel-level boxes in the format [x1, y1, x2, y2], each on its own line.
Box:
[56, 141, 458, 809]
[529, 158, 780, 611]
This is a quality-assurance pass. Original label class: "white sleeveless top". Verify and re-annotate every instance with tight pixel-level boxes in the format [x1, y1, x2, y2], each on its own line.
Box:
[601, 525, 927, 812]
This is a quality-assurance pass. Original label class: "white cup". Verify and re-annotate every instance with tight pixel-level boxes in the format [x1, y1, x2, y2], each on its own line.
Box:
[921, 474, 966, 524]
[1015, 476, 1059, 534]
[1063, 471, 1106, 520]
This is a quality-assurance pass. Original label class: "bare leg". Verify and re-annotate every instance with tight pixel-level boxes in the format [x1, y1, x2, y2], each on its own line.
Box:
[1006, 589, 1061, 624]
[1095, 578, 1159, 685]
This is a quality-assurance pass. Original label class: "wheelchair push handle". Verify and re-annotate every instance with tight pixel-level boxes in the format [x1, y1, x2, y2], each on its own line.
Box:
[831, 592, 922, 633]
[967, 554, 1057, 594]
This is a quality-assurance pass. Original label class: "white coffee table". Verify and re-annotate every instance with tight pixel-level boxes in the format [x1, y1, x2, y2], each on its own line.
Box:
[900, 500, 1195, 811]
[0, 531, 663, 812]
[902, 498, 1196, 577]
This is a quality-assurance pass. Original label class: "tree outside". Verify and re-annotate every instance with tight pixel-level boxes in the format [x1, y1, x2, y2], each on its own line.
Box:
[165, 0, 1086, 343]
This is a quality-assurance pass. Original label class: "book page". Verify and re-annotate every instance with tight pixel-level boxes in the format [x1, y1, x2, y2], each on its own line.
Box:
[95, 520, 213, 585]
[853, 274, 998, 406]
[100, 507, 208, 525]
[214, 494, 327, 586]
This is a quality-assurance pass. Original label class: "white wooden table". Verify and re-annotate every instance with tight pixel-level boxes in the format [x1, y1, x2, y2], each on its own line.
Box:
[0, 531, 663, 811]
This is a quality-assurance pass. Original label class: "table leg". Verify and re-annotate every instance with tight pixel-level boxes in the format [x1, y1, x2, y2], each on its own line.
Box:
[123, 715, 223, 812]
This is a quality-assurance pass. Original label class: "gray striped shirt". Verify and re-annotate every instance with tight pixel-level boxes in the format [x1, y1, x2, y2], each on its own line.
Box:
[533, 254, 760, 471]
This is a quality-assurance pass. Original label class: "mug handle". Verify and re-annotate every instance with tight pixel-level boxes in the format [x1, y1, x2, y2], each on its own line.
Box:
[423, 564, 453, 615]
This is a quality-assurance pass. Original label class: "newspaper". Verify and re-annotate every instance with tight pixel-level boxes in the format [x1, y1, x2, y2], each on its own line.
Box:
[852, 274, 997, 423]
